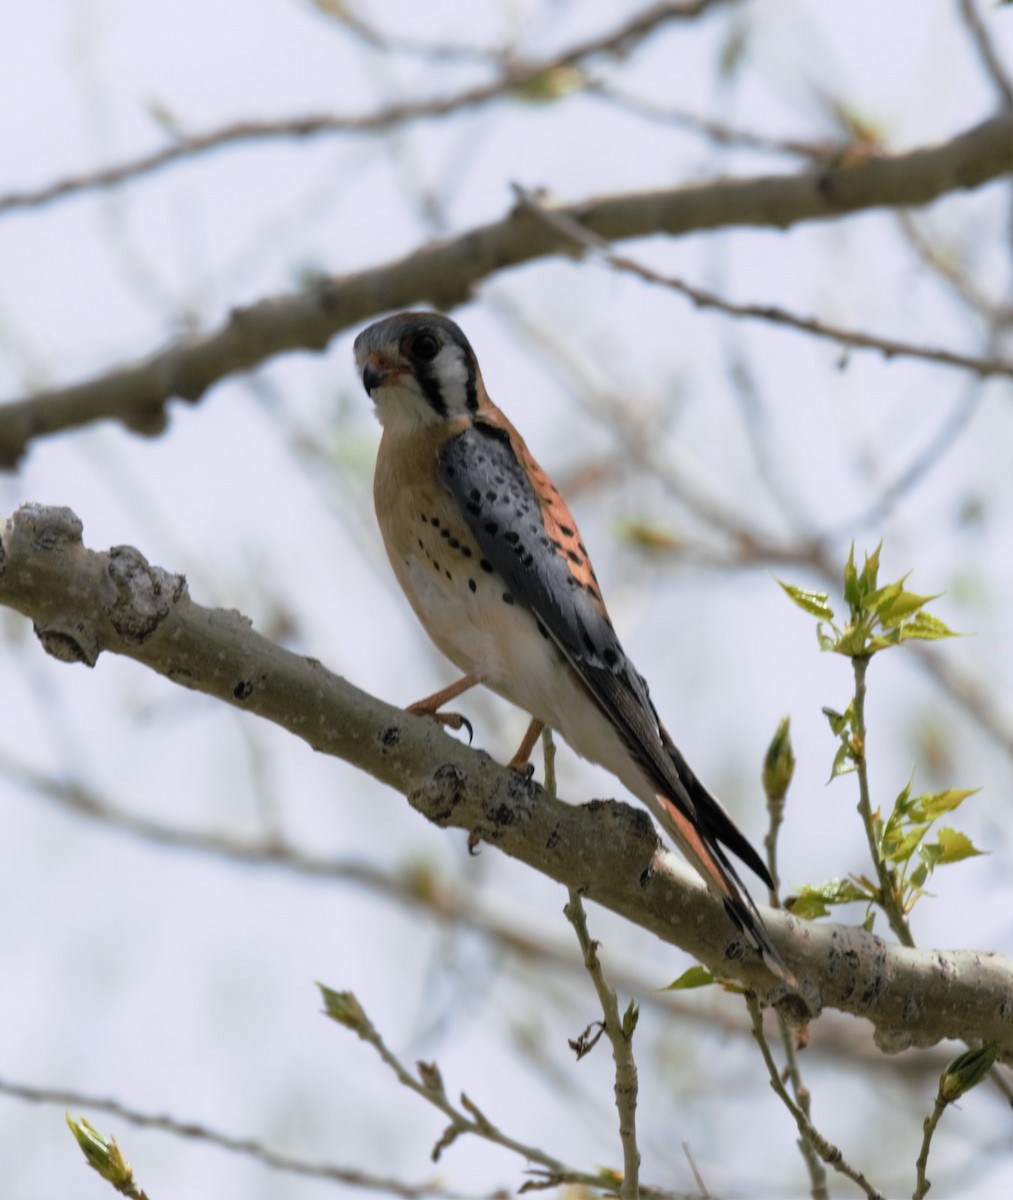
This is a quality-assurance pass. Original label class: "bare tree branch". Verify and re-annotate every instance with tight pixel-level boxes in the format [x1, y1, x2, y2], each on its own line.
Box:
[0, 1077, 482, 1199]
[513, 185, 1013, 378]
[0, 0, 730, 218]
[3, 502, 1013, 1055]
[957, 0, 1013, 110]
[0, 111, 1008, 470]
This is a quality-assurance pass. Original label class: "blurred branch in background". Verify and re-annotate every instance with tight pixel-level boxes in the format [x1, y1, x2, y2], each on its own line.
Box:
[0, 0, 730, 218]
[1, 112, 1009, 469]
[2, 1078, 480, 1199]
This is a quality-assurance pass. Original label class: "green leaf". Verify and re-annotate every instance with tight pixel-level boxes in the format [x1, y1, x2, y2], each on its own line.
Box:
[817, 624, 839, 652]
[622, 999, 640, 1039]
[877, 588, 940, 628]
[763, 716, 795, 802]
[909, 861, 929, 889]
[866, 629, 902, 654]
[775, 577, 835, 620]
[899, 612, 958, 641]
[865, 579, 905, 614]
[881, 821, 931, 864]
[891, 775, 915, 817]
[834, 624, 870, 657]
[788, 878, 870, 919]
[829, 741, 856, 780]
[843, 543, 859, 607]
[858, 543, 882, 598]
[939, 1043, 999, 1102]
[934, 827, 985, 864]
[662, 965, 715, 990]
[915, 788, 979, 820]
[822, 702, 854, 738]
[318, 985, 370, 1033]
[513, 65, 585, 102]
[67, 1116, 137, 1189]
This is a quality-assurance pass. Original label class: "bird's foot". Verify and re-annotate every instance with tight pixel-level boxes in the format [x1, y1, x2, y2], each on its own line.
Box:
[506, 718, 545, 778]
[407, 702, 474, 744]
[508, 759, 536, 780]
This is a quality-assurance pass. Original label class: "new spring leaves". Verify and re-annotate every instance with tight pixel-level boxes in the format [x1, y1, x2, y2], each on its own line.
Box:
[778, 545, 982, 931]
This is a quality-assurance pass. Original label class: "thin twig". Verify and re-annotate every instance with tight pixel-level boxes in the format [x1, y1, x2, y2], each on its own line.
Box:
[851, 655, 915, 947]
[957, 0, 1013, 110]
[0, 1078, 475, 1199]
[745, 995, 886, 1200]
[548, 726, 640, 1199]
[0, 0, 727, 217]
[775, 1019, 827, 1199]
[319, 989, 639, 1195]
[513, 186, 1013, 380]
[912, 1095, 947, 1200]
[564, 890, 641, 1200]
[896, 211, 1012, 324]
[585, 82, 852, 162]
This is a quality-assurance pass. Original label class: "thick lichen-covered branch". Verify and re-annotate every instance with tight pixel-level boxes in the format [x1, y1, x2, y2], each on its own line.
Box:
[3, 502, 1013, 1053]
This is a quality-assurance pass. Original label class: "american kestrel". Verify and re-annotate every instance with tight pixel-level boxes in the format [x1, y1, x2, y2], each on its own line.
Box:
[354, 311, 787, 980]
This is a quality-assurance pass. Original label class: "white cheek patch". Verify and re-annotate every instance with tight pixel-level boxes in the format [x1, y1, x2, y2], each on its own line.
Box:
[433, 345, 470, 413]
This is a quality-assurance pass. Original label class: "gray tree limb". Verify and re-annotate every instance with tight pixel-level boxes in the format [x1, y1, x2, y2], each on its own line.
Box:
[2, 502, 1012, 1054]
[0, 112, 1009, 469]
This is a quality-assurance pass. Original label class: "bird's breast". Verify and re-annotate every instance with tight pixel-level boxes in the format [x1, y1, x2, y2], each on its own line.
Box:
[373, 424, 554, 693]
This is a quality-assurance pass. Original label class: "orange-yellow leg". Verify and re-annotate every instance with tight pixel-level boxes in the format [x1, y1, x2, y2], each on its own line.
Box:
[508, 718, 545, 777]
[407, 670, 484, 734]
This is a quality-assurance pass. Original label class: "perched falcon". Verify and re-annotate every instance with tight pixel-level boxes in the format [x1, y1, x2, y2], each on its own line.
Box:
[354, 311, 788, 980]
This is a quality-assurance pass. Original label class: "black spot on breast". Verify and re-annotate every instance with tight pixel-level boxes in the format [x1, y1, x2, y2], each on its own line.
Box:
[559, 524, 575, 538]
[432, 560, 441, 572]
[504, 531, 519, 545]
[417, 539, 424, 550]
[536, 620, 549, 639]
[567, 550, 581, 565]
[448, 536, 460, 549]
[441, 528, 451, 539]
[484, 522, 498, 536]
[461, 546, 473, 559]
[480, 559, 493, 573]
[430, 517, 440, 528]
[469, 579, 477, 593]
[419, 512, 428, 522]
[486, 490, 498, 501]
[445, 570, 452, 580]
[466, 501, 481, 516]
[469, 489, 481, 502]
[502, 593, 515, 605]
[604, 648, 619, 667]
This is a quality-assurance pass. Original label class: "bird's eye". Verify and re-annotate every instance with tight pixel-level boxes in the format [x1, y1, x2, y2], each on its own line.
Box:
[407, 331, 440, 362]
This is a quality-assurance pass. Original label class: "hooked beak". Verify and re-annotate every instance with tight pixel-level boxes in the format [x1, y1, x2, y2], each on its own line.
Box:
[358, 351, 404, 396]
[361, 361, 387, 393]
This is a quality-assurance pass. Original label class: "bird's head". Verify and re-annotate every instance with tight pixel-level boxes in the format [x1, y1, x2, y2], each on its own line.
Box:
[354, 311, 481, 431]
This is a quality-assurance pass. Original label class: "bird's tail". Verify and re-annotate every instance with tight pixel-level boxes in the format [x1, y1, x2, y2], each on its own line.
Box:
[655, 731, 794, 985]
